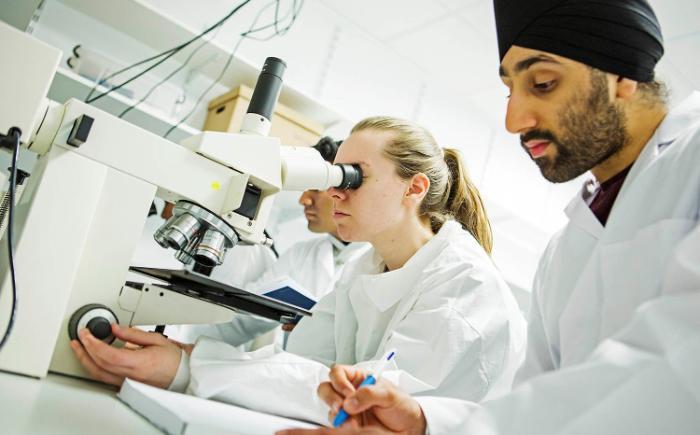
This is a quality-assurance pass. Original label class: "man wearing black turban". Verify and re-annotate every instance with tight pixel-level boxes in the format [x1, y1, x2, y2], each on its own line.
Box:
[280, 1, 700, 435]
[496, 0, 668, 187]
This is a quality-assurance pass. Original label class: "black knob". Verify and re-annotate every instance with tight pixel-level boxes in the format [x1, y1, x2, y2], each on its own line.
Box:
[86, 317, 112, 340]
[68, 304, 118, 344]
[67, 114, 94, 147]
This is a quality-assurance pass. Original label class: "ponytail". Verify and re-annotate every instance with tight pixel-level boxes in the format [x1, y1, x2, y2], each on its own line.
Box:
[443, 148, 492, 254]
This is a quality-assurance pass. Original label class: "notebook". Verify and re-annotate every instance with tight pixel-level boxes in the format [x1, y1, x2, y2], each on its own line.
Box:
[252, 277, 317, 323]
[118, 379, 318, 435]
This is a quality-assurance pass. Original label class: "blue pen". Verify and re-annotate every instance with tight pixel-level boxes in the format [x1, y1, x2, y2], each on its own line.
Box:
[333, 349, 396, 428]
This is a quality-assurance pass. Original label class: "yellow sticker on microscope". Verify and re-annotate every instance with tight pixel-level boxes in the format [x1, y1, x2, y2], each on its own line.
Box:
[211, 181, 221, 190]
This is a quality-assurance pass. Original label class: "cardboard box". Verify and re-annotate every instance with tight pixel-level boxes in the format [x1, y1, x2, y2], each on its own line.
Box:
[204, 85, 323, 146]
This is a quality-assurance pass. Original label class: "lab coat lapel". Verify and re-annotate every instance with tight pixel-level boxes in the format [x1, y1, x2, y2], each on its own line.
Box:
[596, 99, 700, 339]
[555, 129, 659, 366]
[558, 129, 665, 365]
[360, 267, 423, 313]
[564, 185, 603, 239]
[558, 93, 700, 365]
[371, 222, 457, 357]
[332, 250, 380, 365]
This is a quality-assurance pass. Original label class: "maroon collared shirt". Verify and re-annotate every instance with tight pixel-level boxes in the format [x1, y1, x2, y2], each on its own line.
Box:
[589, 165, 633, 226]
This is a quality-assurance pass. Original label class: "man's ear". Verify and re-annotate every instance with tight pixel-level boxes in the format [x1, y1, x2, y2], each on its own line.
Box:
[405, 173, 430, 203]
[614, 76, 639, 101]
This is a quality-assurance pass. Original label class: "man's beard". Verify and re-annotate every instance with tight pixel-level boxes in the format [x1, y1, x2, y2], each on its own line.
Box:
[521, 72, 629, 183]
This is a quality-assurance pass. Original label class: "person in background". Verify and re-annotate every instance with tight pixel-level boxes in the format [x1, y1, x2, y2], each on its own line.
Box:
[71, 116, 526, 425]
[170, 137, 371, 347]
[281, 1, 700, 434]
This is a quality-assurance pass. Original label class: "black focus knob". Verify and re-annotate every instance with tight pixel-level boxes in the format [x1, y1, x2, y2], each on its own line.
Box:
[68, 304, 118, 344]
[86, 317, 112, 340]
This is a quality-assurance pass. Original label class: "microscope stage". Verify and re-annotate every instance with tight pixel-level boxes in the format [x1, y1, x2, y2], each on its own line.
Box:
[129, 267, 312, 324]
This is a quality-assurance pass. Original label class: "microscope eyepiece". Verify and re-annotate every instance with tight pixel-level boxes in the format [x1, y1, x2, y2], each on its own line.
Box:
[247, 57, 287, 122]
[335, 163, 363, 190]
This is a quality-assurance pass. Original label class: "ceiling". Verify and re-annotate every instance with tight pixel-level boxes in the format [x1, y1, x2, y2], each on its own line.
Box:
[322, 0, 700, 121]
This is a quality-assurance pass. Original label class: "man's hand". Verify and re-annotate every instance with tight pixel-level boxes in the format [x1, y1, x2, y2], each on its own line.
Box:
[70, 324, 186, 389]
[276, 365, 427, 435]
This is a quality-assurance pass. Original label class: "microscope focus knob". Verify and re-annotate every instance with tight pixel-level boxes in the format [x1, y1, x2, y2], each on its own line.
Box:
[86, 317, 112, 341]
[68, 304, 118, 344]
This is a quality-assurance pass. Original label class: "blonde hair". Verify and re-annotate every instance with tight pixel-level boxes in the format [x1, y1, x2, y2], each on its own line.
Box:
[351, 116, 493, 254]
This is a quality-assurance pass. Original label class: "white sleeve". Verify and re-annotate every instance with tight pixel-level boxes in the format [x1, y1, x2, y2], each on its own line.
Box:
[167, 349, 190, 393]
[209, 315, 279, 347]
[419, 223, 700, 435]
[187, 338, 331, 425]
[185, 288, 340, 426]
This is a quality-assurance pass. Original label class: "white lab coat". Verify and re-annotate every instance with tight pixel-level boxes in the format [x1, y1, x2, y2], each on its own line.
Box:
[418, 93, 700, 435]
[172, 235, 370, 346]
[181, 221, 526, 425]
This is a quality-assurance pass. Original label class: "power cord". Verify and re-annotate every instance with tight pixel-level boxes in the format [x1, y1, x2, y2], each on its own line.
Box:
[84, 0, 253, 104]
[163, 0, 305, 138]
[0, 127, 21, 351]
[118, 22, 225, 119]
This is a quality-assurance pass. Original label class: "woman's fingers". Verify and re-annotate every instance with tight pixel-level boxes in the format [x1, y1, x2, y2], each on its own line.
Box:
[79, 329, 137, 372]
[111, 324, 166, 347]
[344, 384, 397, 414]
[70, 340, 124, 386]
[329, 365, 364, 398]
[318, 381, 348, 424]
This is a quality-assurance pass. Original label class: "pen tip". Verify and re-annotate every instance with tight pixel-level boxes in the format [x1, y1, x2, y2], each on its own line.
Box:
[387, 351, 395, 360]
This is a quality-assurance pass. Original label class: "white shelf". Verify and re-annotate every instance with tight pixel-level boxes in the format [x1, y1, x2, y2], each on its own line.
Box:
[56, 0, 343, 128]
[48, 67, 199, 142]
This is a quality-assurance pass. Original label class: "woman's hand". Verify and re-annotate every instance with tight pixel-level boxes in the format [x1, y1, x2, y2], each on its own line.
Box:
[70, 324, 186, 389]
[276, 365, 427, 435]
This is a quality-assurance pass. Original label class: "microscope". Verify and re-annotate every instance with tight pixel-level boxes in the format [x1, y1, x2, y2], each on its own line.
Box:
[0, 22, 360, 380]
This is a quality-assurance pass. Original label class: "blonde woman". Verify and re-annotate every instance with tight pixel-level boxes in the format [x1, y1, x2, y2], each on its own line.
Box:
[72, 116, 526, 425]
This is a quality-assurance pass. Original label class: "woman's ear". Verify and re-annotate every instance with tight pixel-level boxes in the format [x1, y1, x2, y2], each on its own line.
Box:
[405, 173, 430, 203]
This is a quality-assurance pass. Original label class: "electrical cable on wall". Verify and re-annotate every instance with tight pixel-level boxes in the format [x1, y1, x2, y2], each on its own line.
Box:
[118, 22, 226, 119]
[0, 128, 22, 351]
[84, 0, 253, 104]
[246, 0, 303, 41]
[163, 0, 304, 138]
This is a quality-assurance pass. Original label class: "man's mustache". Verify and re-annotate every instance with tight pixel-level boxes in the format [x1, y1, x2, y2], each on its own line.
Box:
[520, 130, 558, 146]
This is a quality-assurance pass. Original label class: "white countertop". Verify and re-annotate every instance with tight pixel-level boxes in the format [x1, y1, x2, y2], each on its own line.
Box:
[0, 371, 161, 434]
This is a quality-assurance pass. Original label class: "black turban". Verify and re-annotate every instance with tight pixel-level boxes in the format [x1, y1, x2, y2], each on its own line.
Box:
[494, 0, 664, 82]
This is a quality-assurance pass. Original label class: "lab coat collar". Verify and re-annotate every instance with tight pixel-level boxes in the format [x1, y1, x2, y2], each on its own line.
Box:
[656, 91, 700, 147]
[328, 234, 348, 251]
[327, 235, 371, 264]
[626, 91, 700, 177]
[605, 91, 700, 228]
[359, 221, 461, 312]
[564, 92, 700, 238]
[565, 183, 604, 239]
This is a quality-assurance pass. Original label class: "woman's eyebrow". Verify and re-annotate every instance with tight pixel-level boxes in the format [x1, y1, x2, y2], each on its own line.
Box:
[339, 160, 369, 167]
